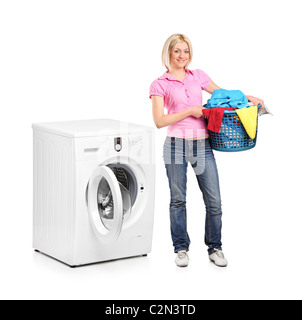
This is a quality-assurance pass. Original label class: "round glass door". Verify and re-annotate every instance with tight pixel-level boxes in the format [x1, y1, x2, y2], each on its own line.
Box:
[97, 178, 115, 230]
[97, 177, 132, 230]
[87, 166, 124, 243]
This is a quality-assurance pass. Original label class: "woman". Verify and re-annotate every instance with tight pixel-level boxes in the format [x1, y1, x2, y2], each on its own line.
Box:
[149, 34, 264, 268]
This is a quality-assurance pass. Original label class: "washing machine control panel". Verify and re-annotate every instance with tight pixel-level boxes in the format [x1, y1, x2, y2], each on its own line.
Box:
[114, 137, 122, 152]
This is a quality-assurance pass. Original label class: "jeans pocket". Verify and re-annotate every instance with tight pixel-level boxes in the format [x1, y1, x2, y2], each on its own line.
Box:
[164, 136, 175, 145]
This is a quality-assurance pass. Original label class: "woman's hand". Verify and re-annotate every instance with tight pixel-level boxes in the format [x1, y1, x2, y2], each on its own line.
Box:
[152, 96, 202, 129]
[190, 105, 206, 118]
[246, 95, 265, 108]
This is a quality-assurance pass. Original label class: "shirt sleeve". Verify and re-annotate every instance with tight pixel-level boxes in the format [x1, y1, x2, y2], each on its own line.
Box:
[195, 69, 211, 90]
[149, 80, 165, 99]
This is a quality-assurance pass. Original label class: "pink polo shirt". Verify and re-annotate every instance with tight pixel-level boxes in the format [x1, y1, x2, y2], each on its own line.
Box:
[149, 69, 211, 139]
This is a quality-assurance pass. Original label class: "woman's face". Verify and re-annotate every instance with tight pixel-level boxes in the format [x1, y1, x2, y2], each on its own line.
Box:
[170, 41, 190, 70]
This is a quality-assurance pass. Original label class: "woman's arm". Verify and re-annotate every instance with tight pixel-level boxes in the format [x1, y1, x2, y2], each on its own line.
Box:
[204, 80, 221, 94]
[152, 95, 204, 129]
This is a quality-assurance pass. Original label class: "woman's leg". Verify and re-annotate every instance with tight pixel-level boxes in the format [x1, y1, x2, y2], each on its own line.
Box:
[163, 137, 190, 253]
[191, 139, 223, 254]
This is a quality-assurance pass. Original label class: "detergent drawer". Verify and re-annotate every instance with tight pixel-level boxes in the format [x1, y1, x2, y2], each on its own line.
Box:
[74, 135, 128, 162]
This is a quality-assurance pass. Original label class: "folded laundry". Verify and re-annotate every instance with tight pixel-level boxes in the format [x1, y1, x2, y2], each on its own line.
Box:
[207, 89, 249, 109]
[236, 106, 258, 139]
[203, 107, 236, 133]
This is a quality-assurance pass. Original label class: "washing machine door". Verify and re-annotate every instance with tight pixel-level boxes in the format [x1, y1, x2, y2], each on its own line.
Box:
[87, 166, 125, 243]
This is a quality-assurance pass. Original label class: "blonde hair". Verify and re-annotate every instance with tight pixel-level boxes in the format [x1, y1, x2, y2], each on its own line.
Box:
[162, 34, 193, 71]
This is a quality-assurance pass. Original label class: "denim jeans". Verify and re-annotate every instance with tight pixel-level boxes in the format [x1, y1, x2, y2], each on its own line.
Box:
[163, 137, 223, 254]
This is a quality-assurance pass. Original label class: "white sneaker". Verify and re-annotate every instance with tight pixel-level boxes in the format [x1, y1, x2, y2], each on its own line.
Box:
[175, 250, 189, 267]
[209, 249, 228, 267]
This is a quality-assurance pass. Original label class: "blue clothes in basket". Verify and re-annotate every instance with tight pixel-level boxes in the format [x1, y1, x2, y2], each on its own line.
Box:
[207, 89, 249, 109]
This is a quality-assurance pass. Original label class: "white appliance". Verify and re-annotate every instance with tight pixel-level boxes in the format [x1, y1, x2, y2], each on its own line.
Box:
[33, 119, 155, 267]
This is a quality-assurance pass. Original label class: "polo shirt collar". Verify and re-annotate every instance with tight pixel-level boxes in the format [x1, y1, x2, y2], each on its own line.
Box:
[159, 69, 193, 81]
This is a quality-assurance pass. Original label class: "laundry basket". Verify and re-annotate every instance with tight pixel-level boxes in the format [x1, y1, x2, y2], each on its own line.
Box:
[205, 107, 259, 152]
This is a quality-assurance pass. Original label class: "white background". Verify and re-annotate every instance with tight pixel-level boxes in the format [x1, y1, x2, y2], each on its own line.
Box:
[1, 0, 301, 300]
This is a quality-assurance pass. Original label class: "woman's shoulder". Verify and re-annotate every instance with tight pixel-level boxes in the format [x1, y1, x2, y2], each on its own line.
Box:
[149, 74, 168, 97]
[190, 69, 208, 77]
[190, 69, 211, 89]
[191, 68, 211, 81]
[150, 77, 165, 88]
[150, 72, 170, 90]
[151, 71, 169, 83]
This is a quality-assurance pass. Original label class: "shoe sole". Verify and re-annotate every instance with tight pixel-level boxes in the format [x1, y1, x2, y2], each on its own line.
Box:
[175, 260, 189, 267]
[209, 258, 228, 267]
[176, 264, 189, 268]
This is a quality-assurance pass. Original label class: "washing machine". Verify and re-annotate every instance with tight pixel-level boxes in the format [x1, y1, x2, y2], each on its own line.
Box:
[32, 119, 155, 267]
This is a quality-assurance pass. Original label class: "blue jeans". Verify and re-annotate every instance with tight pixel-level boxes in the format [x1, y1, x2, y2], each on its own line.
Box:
[163, 137, 223, 254]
